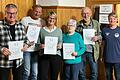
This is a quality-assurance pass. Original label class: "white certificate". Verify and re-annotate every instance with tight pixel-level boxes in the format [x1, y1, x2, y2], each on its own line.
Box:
[83, 29, 95, 45]
[44, 36, 58, 55]
[26, 24, 41, 43]
[8, 41, 23, 60]
[63, 43, 75, 59]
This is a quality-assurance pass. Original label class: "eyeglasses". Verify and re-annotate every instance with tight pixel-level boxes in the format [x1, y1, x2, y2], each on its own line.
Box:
[6, 12, 17, 15]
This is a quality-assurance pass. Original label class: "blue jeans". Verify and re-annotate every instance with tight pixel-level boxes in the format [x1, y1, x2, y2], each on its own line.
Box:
[79, 52, 98, 80]
[79, 61, 85, 80]
[64, 63, 81, 80]
[105, 62, 120, 80]
[23, 51, 38, 80]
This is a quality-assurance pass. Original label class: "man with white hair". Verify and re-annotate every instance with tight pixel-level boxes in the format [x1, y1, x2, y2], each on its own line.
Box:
[76, 7, 102, 80]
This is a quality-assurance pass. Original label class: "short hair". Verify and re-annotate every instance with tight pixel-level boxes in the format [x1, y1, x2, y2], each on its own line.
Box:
[108, 12, 118, 18]
[81, 7, 92, 15]
[5, 4, 17, 9]
[32, 5, 42, 10]
[67, 19, 77, 27]
[47, 11, 57, 19]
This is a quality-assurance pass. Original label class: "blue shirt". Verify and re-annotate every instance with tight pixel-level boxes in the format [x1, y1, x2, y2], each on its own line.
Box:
[63, 32, 86, 64]
[102, 26, 120, 63]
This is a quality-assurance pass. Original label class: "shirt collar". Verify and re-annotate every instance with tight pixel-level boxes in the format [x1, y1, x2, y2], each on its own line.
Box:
[43, 26, 56, 32]
[3, 18, 20, 25]
[81, 19, 93, 29]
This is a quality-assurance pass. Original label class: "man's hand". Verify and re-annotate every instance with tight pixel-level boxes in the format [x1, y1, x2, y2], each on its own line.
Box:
[39, 44, 45, 49]
[21, 44, 28, 52]
[91, 36, 99, 42]
[1, 47, 11, 56]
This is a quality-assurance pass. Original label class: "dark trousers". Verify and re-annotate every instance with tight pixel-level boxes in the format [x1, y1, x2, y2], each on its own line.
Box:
[105, 62, 120, 80]
[38, 55, 62, 80]
[64, 63, 81, 80]
[0, 64, 23, 80]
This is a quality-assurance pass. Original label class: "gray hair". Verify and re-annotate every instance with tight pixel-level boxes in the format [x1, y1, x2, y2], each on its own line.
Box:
[81, 7, 92, 15]
[5, 4, 17, 9]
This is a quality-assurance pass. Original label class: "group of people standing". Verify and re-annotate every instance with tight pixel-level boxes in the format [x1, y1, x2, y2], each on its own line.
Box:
[0, 3, 120, 80]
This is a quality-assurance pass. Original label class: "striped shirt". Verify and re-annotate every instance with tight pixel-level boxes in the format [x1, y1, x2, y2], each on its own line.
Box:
[0, 19, 27, 68]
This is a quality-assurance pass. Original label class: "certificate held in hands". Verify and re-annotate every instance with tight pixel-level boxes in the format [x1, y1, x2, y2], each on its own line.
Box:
[44, 36, 58, 55]
[8, 41, 23, 60]
[83, 29, 95, 45]
[63, 43, 75, 59]
[26, 24, 41, 43]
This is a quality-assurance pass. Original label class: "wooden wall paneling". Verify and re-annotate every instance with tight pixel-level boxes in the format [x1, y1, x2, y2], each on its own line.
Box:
[17, 0, 33, 20]
[116, 4, 120, 26]
[57, 8, 70, 27]
[17, 0, 26, 19]
[0, 0, 34, 20]
[0, 0, 5, 20]
[0, 0, 2, 20]
[57, 7, 82, 28]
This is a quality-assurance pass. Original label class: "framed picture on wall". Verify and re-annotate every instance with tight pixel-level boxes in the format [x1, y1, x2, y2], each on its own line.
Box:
[99, 4, 113, 24]
[99, 14, 109, 24]
[99, 4, 113, 13]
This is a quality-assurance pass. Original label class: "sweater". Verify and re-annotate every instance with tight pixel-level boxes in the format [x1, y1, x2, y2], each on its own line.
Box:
[63, 32, 86, 64]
